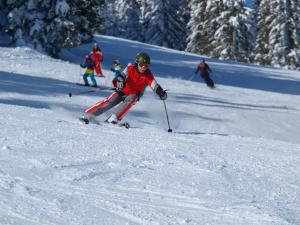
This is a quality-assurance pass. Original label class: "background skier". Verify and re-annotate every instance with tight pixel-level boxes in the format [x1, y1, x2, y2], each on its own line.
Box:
[195, 58, 215, 88]
[110, 59, 122, 88]
[88, 42, 104, 76]
[80, 55, 97, 87]
[79, 52, 167, 125]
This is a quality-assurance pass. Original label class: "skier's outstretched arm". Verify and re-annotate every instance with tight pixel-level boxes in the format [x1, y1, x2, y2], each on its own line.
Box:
[80, 61, 87, 68]
[148, 79, 167, 100]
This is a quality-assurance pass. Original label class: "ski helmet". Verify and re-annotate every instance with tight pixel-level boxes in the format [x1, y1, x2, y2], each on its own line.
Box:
[135, 52, 151, 65]
[113, 60, 120, 65]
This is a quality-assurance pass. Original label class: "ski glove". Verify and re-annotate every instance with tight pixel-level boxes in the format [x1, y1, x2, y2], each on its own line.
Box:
[156, 85, 167, 100]
[116, 76, 124, 89]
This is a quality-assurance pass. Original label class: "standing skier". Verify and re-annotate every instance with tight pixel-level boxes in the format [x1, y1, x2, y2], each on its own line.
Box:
[80, 55, 97, 87]
[194, 58, 215, 88]
[79, 52, 167, 125]
[88, 42, 104, 76]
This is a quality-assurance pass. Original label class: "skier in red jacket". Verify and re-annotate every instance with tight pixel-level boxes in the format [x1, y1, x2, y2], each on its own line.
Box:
[88, 43, 104, 76]
[79, 52, 167, 125]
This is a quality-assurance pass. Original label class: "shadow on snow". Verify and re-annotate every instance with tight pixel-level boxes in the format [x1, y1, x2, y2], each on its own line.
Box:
[0, 71, 110, 111]
[172, 93, 297, 112]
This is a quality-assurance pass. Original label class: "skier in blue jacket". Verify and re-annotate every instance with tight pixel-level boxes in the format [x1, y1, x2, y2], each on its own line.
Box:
[110, 60, 123, 88]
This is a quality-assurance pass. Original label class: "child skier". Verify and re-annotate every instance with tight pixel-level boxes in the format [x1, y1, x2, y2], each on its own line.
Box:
[79, 52, 167, 125]
[80, 55, 97, 87]
[110, 60, 122, 88]
[194, 58, 215, 88]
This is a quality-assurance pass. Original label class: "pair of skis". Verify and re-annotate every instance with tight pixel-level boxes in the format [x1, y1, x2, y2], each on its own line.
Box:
[58, 118, 130, 129]
[68, 83, 106, 97]
[78, 116, 130, 129]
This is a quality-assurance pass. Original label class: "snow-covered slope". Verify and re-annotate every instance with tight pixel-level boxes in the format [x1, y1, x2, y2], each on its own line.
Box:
[0, 35, 300, 225]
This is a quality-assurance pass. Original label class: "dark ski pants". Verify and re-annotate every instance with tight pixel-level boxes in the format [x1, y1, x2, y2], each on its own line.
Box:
[84, 91, 138, 121]
[201, 72, 214, 88]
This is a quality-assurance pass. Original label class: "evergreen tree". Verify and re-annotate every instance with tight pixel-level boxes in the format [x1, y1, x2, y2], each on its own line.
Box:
[139, 0, 187, 50]
[253, 0, 271, 65]
[248, 0, 261, 62]
[185, 0, 208, 54]
[212, 0, 252, 62]
[0, 0, 7, 31]
[2, 0, 105, 57]
[254, 0, 300, 69]
[273, 0, 300, 69]
[178, 0, 191, 25]
[269, 0, 290, 67]
[117, 0, 141, 40]
[103, 0, 141, 41]
[102, 0, 119, 37]
[186, 0, 251, 62]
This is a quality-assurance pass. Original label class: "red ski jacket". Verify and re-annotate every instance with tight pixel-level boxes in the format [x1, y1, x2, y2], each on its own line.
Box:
[121, 64, 158, 96]
[89, 50, 103, 74]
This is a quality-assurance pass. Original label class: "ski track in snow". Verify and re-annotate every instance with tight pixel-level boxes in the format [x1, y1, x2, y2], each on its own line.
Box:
[1, 35, 300, 224]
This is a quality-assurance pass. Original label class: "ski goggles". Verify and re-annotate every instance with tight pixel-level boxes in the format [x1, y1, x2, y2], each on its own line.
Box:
[138, 63, 149, 69]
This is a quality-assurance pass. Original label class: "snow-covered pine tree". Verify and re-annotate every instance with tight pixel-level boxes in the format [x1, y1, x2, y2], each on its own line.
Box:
[68, 0, 105, 44]
[186, 0, 211, 55]
[178, 0, 191, 26]
[289, 0, 300, 68]
[253, 0, 271, 65]
[3, 0, 26, 46]
[0, 0, 7, 31]
[247, 0, 260, 62]
[254, 0, 300, 69]
[103, 0, 141, 41]
[139, 0, 187, 50]
[186, 0, 252, 62]
[102, 0, 118, 37]
[2, 0, 104, 57]
[269, 0, 300, 69]
[268, 0, 291, 68]
[103, 0, 187, 50]
[212, 0, 252, 62]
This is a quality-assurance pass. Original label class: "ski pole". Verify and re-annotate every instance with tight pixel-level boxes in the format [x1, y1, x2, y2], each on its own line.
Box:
[68, 89, 95, 97]
[79, 67, 82, 83]
[189, 73, 197, 81]
[162, 100, 172, 132]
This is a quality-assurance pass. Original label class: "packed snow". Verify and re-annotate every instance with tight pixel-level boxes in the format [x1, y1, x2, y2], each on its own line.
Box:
[0, 35, 300, 225]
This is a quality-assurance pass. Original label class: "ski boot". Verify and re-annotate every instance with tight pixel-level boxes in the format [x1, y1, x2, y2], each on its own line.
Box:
[79, 115, 89, 124]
